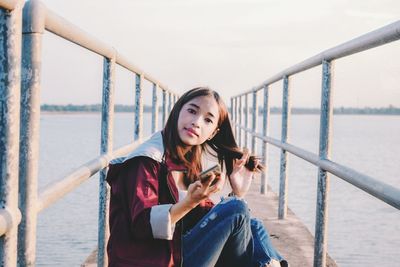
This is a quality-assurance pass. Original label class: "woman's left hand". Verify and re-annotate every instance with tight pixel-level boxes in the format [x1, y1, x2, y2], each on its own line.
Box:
[229, 150, 259, 198]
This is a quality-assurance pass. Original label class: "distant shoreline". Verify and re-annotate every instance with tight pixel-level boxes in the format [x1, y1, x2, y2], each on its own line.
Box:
[40, 104, 400, 115]
[40, 110, 400, 116]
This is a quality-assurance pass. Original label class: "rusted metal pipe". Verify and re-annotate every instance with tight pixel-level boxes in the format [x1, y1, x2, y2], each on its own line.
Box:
[168, 92, 172, 113]
[162, 90, 167, 126]
[313, 60, 333, 267]
[260, 86, 270, 195]
[0, 209, 21, 237]
[244, 94, 249, 148]
[151, 83, 159, 134]
[37, 142, 141, 213]
[0, 1, 23, 266]
[233, 97, 237, 138]
[230, 98, 234, 122]
[98, 55, 116, 267]
[251, 90, 258, 154]
[38, 155, 110, 213]
[278, 76, 291, 219]
[134, 74, 143, 141]
[238, 96, 242, 147]
[0, 0, 19, 11]
[17, 0, 45, 265]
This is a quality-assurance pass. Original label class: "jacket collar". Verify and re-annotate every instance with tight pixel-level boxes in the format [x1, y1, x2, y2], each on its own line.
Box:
[110, 131, 186, 171]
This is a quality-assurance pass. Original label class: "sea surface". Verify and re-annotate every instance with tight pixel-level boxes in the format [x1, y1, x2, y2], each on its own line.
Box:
[36, 113, 400, 266]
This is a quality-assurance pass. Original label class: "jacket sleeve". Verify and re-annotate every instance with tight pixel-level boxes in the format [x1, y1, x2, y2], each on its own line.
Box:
[125, 157, 174, 240]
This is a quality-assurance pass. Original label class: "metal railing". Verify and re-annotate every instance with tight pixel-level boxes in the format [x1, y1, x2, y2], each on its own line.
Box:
[231, 20, 400, 267]
[0, 0, 179, 266]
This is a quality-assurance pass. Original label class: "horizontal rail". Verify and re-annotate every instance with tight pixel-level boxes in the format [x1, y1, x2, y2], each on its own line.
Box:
[0, 0, 19, 10]
[235, 124, 400, 210]
[37, 155, 110, 212]
[0, 209, 21, 237]
[36, 141, 140, 212]
[44, 8, 114, 59]
[42, 4, 172, 92]
[115, 54, 170, 92]
[236, 20, 400, 97]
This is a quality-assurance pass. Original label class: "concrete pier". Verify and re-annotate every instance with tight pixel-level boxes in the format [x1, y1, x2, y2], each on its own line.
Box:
[245, 179, 337, 267]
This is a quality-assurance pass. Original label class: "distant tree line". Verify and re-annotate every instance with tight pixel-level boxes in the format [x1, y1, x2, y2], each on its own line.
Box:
[41, 104, 400, 115]
[266, 106, 400, 115]
[41, 104, 153, 113]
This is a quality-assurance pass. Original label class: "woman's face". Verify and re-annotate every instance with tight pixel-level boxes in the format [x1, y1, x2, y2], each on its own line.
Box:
[177, 95, 220, 146]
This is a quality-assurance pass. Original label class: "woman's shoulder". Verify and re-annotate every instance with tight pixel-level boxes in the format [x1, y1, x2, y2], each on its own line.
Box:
[107, 156, 162, 185]
[110, 131, 165, 165]
[123, 155, 161, 169]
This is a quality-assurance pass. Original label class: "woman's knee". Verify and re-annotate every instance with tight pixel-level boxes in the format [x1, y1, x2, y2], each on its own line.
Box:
[251, 218, 268, 233]
[219, 197, 250, 219]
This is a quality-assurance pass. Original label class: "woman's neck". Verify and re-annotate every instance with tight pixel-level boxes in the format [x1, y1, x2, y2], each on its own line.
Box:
[180, 144, 193, 155]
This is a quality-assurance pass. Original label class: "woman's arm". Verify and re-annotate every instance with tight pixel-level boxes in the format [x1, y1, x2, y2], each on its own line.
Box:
[229, 150, 260, 198]
[124, 158, 161, 240]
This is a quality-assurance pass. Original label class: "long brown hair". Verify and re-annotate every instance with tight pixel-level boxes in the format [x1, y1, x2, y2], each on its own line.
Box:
[163, 87, 263, 186]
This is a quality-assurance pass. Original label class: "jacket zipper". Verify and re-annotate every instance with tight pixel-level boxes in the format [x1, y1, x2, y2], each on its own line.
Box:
[165, 170, 183, 266]
[166, 172, 177, 204]
[180, 220, 184, 267]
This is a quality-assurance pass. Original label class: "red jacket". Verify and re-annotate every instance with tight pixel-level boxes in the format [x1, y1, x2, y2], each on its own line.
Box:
[106, 133, 214, 267]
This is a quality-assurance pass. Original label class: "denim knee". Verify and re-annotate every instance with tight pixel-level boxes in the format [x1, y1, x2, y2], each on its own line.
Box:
[251, 218, 269, 231]
[220, 197, 251, 221]
[251, 218, 263, 227]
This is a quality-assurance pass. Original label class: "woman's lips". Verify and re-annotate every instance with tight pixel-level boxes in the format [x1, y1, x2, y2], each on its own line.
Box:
[184, 128, 198, 137]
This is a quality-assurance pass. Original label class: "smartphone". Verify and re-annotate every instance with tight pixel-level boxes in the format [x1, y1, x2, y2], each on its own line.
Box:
[199, 164, 221, 185]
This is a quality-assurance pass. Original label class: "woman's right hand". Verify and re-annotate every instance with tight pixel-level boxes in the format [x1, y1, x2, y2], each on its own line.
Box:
[184, 173, 222, 208]
[170, 174, 224, 224]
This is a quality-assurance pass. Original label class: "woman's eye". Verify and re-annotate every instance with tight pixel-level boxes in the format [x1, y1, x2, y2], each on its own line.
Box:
[187, 108, 196, 114]
[205, 118, 213, 124]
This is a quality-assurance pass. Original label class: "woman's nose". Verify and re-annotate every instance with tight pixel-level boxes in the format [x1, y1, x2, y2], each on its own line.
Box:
[191, 116, 201, 128]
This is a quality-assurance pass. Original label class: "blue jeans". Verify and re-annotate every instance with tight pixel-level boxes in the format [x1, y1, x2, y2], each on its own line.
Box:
[251, 218, 286, 266]
[182, 197, 286, 267]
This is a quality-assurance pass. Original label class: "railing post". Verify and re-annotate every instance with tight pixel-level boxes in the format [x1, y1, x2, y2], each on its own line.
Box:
[238, 96, 242, 147]
[278, 76, 291, 219]
[230, 98, 234, 122]
[98, 55, 116, 267]
[0, 2, 23, 266]
[168, 92, 172, 113]
[234, 97, 238, 139]
[251, 90, 258, 154]
[162, 90, 167, 126]
[314, 60, 333, 267]
[18, 1, 45, 265]
[134, 73, 143, 141]
[261, 85, 270, 195]
[151, 83, 159, 134]
[244, 93, 249, 148]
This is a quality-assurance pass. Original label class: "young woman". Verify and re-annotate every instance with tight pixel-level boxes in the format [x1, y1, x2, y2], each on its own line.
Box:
[106, 87, 288, 267]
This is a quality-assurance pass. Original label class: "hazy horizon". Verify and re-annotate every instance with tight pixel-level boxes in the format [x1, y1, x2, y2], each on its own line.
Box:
[39, 103, 400, 109]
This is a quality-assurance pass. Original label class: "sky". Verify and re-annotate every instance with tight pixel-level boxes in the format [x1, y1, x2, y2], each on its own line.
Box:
[39, 0, 400, 108]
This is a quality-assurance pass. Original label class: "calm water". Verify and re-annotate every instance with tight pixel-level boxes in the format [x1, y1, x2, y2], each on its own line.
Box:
[36, 113, 400, 266]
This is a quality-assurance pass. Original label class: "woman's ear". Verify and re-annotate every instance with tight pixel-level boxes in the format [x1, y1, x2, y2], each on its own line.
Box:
[208, 128, 220, 140]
